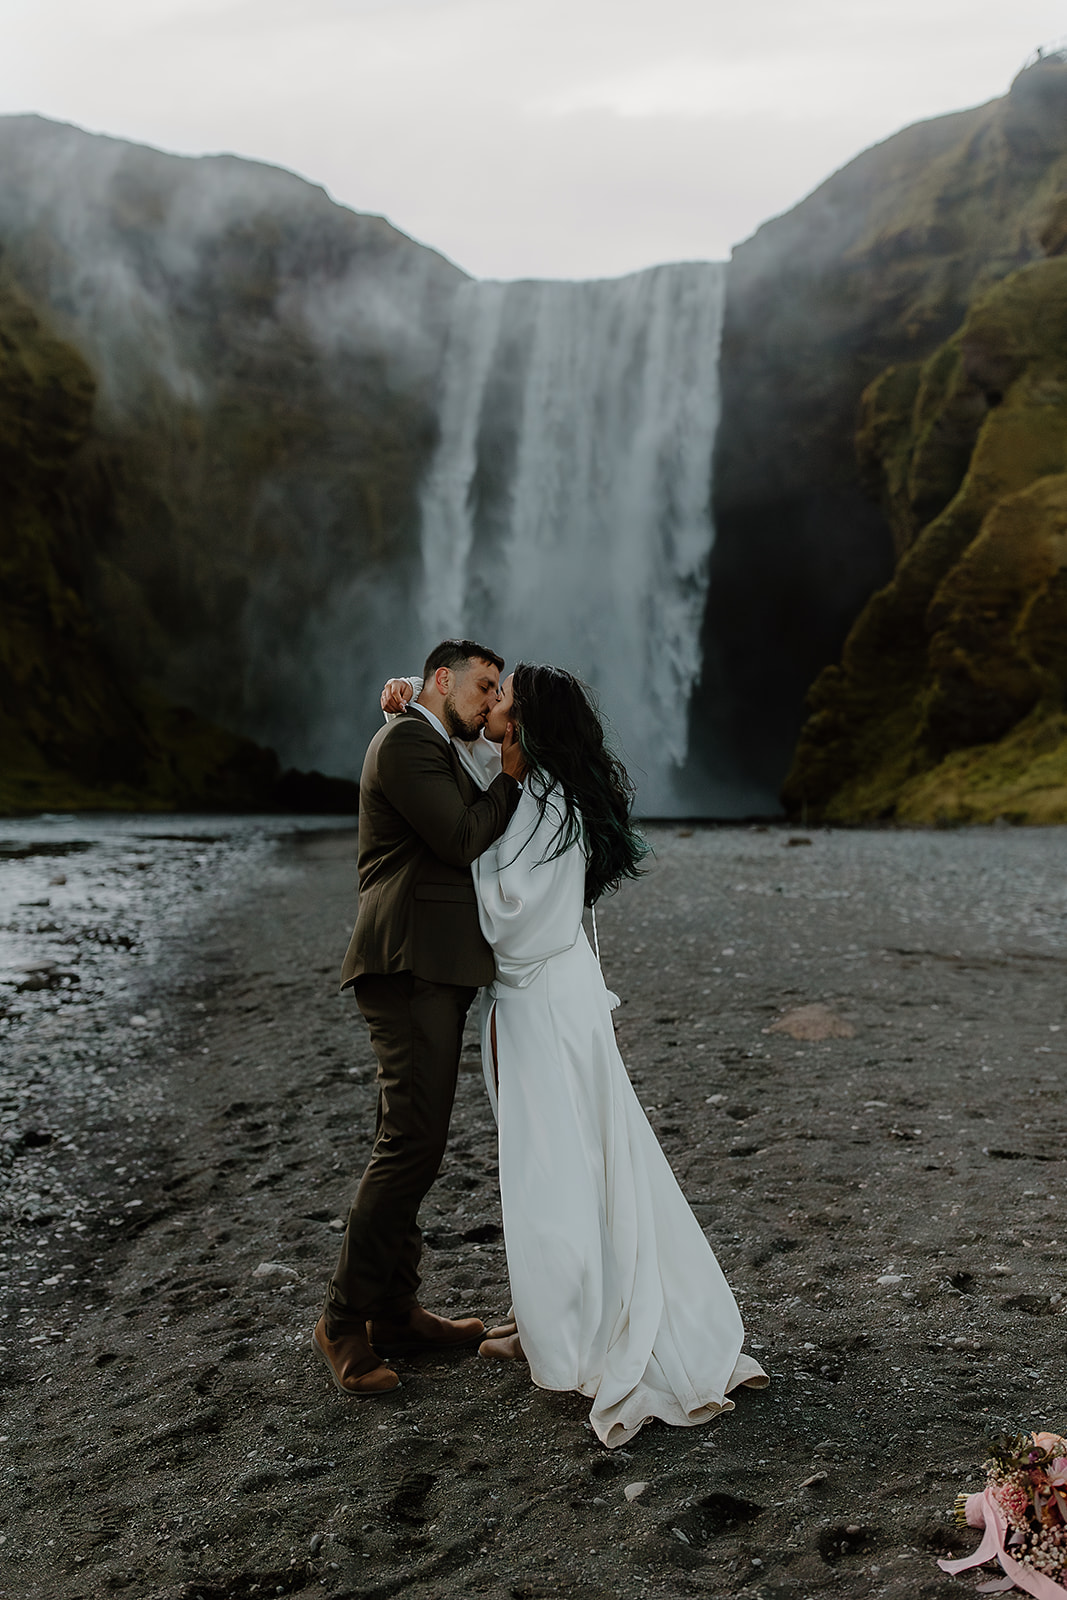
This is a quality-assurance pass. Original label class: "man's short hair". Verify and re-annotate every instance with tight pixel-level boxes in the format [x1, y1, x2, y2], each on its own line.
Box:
[422, 639, 505, 679]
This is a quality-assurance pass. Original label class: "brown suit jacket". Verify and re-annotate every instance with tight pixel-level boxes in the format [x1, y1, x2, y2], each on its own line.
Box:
[339, 713, 520, 990]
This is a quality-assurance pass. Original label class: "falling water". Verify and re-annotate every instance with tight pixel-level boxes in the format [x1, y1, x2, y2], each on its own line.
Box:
[417, 262, 726, 813]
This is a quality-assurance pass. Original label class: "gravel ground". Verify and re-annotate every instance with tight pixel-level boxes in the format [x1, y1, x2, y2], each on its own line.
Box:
[1, 818, 1066, 1600]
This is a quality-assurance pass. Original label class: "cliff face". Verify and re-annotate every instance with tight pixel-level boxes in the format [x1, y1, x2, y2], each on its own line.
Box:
[0, 116, 464, 781]
[691, 56, 1067, 805]
[0, 265, 328, 813]
[0, 264, 123, 807]
[783, 252, 1067, 824]
[8, 73, 1067, 819]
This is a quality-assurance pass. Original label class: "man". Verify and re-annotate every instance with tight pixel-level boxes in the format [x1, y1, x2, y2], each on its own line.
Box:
[313, 640, 525, 1395]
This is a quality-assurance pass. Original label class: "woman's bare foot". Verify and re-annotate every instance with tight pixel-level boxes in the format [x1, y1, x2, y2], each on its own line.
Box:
[484, 1305, 516, 1339]
[478, 1332, 525, 1361]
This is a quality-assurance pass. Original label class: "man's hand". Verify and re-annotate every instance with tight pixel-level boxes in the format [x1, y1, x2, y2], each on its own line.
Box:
[381, 678, 414, 715]
[500, 722, 526, 784]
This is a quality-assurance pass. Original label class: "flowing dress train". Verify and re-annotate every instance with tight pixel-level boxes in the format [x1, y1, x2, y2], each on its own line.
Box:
[471, 781, 768, 1448]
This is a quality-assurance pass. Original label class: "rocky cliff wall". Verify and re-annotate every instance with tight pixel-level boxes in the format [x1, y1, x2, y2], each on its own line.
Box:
[7, 69, 1067, 819]
[0, 264, 352, 813]
[783, 252, 1067, 824]
[0, 116, 464, 785]
[691, 56, 1067, 806]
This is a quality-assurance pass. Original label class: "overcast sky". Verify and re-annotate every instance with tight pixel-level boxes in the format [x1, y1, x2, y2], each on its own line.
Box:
[2, 0, 1064, 280]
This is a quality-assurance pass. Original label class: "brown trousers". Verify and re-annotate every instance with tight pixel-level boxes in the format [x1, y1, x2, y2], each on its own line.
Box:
[324, 971, 476, 1337]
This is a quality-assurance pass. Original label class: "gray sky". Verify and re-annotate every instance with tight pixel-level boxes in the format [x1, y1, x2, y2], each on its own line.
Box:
[3, 0, 1065, 279]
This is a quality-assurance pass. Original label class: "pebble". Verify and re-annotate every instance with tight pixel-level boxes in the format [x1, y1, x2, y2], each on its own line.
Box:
[624, 1482, 648, 1501]
[252, 1262, 298, 1279]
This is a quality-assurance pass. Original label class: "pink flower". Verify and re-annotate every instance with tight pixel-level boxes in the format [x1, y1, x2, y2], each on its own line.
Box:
[995, 1483, 1032, 1526]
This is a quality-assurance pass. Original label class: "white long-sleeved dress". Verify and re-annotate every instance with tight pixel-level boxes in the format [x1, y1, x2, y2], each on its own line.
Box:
[471, 780, 768, 1448]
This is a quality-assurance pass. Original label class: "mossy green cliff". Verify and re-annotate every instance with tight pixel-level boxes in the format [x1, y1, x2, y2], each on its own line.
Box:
[0, 116, 464, 795]
[6, 70, 1067, 819]
[783, 254, 1067, 823]
[691, 55, 1067, 805]
[0, 264, 356, 814]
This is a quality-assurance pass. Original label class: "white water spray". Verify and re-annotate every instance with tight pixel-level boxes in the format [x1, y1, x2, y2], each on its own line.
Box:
[418, 262, 726, 812]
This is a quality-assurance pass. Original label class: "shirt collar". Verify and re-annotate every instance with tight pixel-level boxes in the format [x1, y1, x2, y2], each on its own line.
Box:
[408, 701, 451, 743]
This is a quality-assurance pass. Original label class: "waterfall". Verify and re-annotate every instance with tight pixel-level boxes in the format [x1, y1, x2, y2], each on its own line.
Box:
[417, 262, 726, 814]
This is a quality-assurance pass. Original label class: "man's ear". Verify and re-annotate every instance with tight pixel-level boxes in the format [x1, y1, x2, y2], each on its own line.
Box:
[433, 666, 452, 696]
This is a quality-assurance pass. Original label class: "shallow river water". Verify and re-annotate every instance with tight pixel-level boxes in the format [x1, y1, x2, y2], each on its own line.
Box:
[0, 813, 349, 1037]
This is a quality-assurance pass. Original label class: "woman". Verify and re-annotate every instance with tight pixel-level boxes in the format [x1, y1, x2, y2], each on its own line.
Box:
[381, 665, 767, 1447]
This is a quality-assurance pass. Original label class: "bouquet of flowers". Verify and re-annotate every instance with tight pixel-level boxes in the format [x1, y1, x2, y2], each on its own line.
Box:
[939, 1431, 1067, 1597]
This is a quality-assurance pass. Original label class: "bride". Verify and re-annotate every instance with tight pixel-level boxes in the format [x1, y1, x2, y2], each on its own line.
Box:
[382, 665, 767, 1448]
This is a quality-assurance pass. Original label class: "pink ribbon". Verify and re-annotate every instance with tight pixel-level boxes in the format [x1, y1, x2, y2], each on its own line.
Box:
[938, 1487, 1067, 1599]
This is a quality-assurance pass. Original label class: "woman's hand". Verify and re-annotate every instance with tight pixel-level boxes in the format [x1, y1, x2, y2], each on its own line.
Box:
[500, 721, 527, 784]
[381, 678, 414, 714]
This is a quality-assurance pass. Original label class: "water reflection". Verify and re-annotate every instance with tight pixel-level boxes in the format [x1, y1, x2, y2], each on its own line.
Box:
[0, 815, 346, 1034]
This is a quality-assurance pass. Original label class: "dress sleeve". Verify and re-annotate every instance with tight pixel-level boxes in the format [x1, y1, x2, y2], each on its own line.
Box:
[472, 784, 587, 988]
[455, 734, 503, 791]
[383, 675, 424, 724]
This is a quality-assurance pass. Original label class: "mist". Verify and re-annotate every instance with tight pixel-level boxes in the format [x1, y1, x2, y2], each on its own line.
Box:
[0, 113, 763, 815]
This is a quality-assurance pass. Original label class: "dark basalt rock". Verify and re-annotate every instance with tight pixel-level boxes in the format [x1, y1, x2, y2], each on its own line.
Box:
[272, 767, 359, 814]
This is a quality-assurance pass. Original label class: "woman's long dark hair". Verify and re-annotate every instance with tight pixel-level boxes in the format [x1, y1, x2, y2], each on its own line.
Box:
[510, 663, 648, 904]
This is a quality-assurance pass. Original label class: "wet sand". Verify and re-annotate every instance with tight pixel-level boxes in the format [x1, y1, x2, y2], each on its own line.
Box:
[2, 819, 1066, 1600]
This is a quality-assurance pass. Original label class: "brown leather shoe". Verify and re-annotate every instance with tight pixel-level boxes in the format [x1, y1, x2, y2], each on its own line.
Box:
[312, 1315, 401, 1396]
[367, 1305, 485, 1353]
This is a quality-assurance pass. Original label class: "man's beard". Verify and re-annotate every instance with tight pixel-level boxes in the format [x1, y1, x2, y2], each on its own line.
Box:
[442, 694, 485, 743]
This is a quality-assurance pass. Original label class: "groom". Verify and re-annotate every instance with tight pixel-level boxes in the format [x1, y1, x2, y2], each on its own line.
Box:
[314, 639, 525, 1395]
